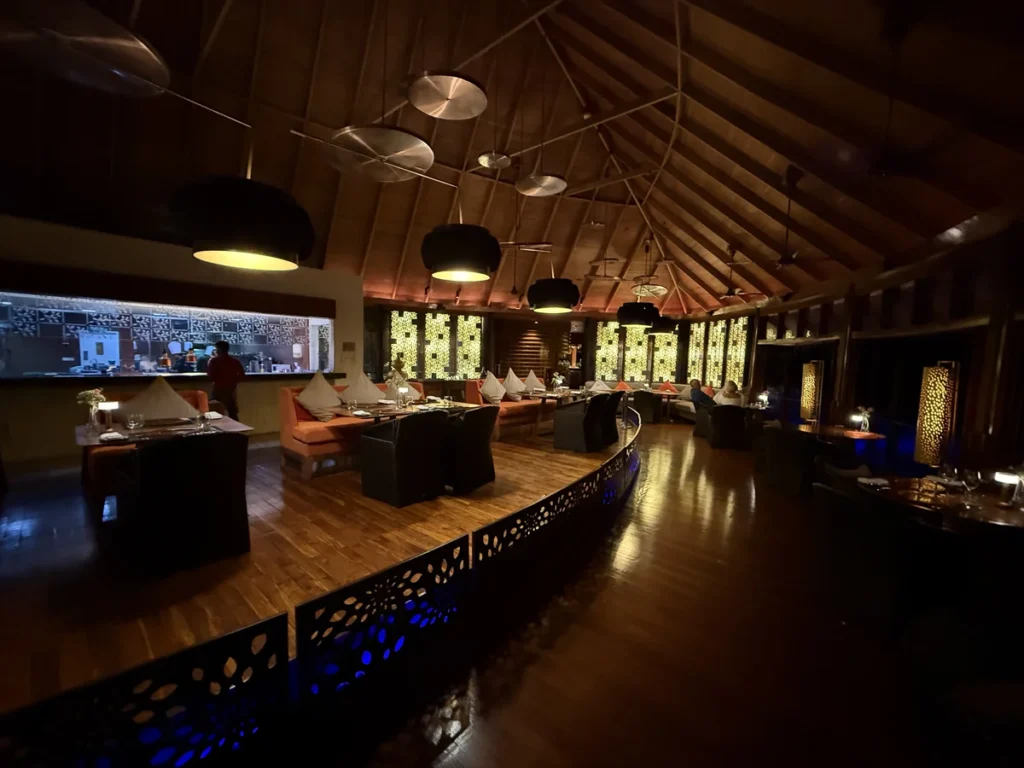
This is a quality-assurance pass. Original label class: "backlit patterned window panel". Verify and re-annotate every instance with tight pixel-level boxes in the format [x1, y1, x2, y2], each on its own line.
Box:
[784, 326, 796, 340]
[389, 310, 419, 378]
[595, 321, 620, 381]
[455, 314, 482, 379]
[765, 320, 777, 340]
[725, 316, 748, 385]
[705, 320, 727, 388]
[914, 364, 958, 466]
[623, 326, 648, 383]
[652, 329, 678, 383]
[424, 312, 451, 380]
[800, 360, 822, 422]
[687, 323, 705, 382]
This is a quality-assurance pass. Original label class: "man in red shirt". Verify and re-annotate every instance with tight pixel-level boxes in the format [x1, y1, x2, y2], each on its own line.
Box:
[207, 340, 245, 420]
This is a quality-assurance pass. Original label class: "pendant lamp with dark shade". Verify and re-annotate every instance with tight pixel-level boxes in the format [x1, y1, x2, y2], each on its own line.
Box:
[617, 301, 659, 328]
[647, 316, 677, 335]
[528, 277, 579, 314]
[421, 224, 501, 282]
[172, 176, 314, 272]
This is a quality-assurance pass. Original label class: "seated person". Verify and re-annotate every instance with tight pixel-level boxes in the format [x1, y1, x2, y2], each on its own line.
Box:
[713, 380, 744, 406]
[689, 379, 716, 409]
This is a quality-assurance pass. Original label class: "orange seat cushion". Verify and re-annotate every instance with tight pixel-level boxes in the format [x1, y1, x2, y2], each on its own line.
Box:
[496, 400, 541, 425]
[291, 417, 370, 446]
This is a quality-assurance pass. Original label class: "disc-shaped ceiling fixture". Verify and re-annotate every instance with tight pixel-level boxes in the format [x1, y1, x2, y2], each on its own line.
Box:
[616, 301, 660, 329]
[647, 316, 678, 335]
[631, 279, 669, 299]
[478, 150, 511, 170]
[2, 0, 170, 96]
[515, 174, 567, 197]
[327, 126, 434, 183]
[528, 278, 579, 314]
[409, 70, 488, 120]
[421, 224, 501, 282]
[172, 177, 314, 272]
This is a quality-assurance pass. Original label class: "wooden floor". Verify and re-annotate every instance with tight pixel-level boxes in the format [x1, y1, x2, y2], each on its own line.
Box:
[0, 432, 623, 715]
[366, 423, 931, 767]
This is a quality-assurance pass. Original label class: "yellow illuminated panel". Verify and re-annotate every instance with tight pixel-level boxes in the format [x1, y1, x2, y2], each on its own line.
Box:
[784, 326, 796, 339]
[914, 364, 957, 466]
[623, 326, 648, 383]
[725, 316, 748, 385]
[652, 330, 678, 384]
[455, 314, 482, 379]
[389, 310, 419, 378]
[596, 321, 620, 381]
[705, 320, 727, 388]
[424, 312, 451, 380]
[765, 321, 777, 341]
[687, 323, 705, 382]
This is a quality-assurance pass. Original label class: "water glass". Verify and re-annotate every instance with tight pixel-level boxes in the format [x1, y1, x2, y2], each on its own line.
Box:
[125, 413, 144, 431]
[962, 469, 982, 507]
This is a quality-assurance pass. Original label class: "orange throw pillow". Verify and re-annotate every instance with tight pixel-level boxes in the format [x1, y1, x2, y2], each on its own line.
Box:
[702, 386, 715, 398]
[658, 381, 679, 393]
[615, 381, 632, 391]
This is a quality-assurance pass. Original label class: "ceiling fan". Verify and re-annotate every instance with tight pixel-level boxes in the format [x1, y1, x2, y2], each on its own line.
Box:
[719, 247, 766, 300]
[630, 239, 669, 298]
[500, 241, 551, 253]
[584, 254, 625, 282]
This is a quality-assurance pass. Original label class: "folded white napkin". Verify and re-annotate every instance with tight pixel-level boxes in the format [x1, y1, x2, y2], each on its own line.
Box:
[377, 399, 396, 406]
[352, 410, 371, 417]
[99, 431, 127, 442]
[923, 475, 964, 488]
[426, 396, 442, 402]
[203, 411, 223, 420]
[857, 477, 890, 488]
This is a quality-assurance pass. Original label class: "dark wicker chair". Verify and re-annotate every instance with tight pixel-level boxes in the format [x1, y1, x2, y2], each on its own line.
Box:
[112, 431, 250, 575]
[361, 411, 449, 507]
[554, 393, 609, 453]
[760, 425, 817, 496]
[444, 405, 500, 495]
[602, 390, 625, 445]
[709, 405, 747, 449]
[631, 390, 662, 425]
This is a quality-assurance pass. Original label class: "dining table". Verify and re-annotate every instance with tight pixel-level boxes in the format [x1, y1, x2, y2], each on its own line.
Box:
[858, 475, 1024, 533]
[75, 415, 253, 446]
[327, 401, 478, 424]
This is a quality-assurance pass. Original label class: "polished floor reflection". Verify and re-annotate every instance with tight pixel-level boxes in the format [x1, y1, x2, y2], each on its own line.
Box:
[367, 424, 928, 767]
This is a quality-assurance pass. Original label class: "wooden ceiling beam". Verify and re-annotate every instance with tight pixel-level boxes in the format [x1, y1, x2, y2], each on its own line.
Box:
[288, 0, 331, 195]
[194, 0, 234, 78]
[603, 227, 651, 312]
[579, 204, 628, 306]
[680, 0, 1024, 156]
[599, 0, 989, 212]
[564, 164, 657, 197]
[559, 157, 611, 279]
[564, 56, 871, 272]
[552, 10, 935, 240]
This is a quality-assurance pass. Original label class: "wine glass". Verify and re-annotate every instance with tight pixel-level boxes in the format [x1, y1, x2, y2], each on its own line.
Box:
[962, 469, 982, 508]
[125, 412, 144, 431]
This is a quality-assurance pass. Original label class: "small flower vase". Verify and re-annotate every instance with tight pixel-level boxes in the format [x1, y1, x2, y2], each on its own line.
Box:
[86, 405, 102, 435]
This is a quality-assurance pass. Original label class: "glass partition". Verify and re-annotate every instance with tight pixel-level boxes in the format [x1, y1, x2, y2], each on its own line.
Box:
[0, 291, 333, 378]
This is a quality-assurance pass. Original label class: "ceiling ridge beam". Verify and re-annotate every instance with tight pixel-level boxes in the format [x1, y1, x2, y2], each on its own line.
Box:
[680, 0, 1024, 156]
[613, 126, 825, 283]
[597, 0, 990, 212]
[551, 10, 937, 240]
[288, 0, 331, 196]
[564, 164, 657, 197]
[557, 36, 888, 266]
[194, 0, 234, 78]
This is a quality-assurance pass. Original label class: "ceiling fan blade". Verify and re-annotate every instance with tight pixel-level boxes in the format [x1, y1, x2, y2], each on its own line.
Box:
[500, 241, 553, 249]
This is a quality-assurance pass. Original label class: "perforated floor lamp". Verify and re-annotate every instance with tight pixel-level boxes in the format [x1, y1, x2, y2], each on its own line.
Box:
[914, 361, 959, 466]
[800, 360, 822, 423]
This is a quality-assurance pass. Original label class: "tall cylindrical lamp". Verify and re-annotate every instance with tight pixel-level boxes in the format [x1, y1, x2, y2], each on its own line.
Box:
[913, 361, 958, 467]
[800, 361, 822, 423]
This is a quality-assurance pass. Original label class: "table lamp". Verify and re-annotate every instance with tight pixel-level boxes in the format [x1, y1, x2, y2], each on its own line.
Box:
[756, 391, 769, 409]
[97, 401, 119, 430]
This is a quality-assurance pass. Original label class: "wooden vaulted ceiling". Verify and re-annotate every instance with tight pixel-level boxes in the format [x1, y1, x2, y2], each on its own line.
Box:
[2, 0, 1023, 317]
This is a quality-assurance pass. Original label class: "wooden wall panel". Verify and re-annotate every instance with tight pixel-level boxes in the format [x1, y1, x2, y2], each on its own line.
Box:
[493, 318, 571, 379]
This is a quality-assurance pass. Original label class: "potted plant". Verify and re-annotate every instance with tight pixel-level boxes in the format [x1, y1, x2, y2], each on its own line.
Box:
[77, 388, 106, 434]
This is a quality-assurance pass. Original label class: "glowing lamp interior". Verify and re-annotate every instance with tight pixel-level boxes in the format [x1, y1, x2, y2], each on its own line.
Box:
[194, 250, 299, 272]
[431, 269, 490, 282]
